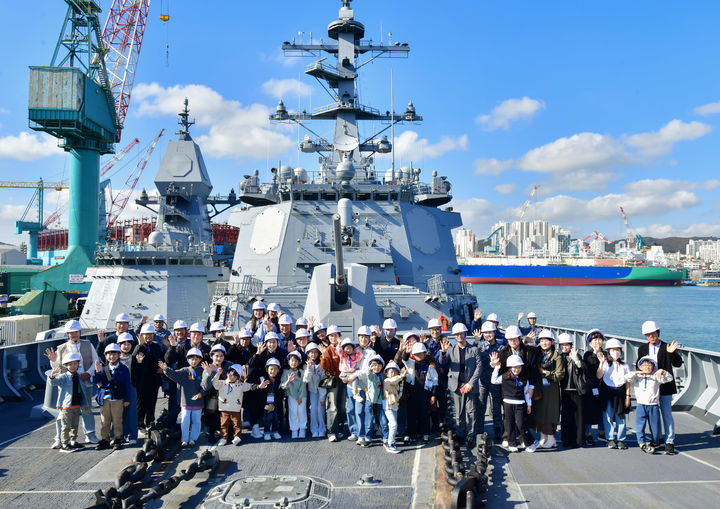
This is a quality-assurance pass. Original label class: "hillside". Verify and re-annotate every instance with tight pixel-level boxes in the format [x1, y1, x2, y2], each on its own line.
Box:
[610, 236, 718, 253]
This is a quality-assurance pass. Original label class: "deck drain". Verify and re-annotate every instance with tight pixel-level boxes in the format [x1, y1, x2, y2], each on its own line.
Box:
[201, 475, 331, 508]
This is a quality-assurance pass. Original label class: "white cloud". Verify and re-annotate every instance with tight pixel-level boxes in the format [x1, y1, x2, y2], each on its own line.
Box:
[0, 203, 29, 245]
[694, 101, 720, 116]
[702, 179, 720, 190]
[451, 197, 499, 235]
[493, 183, 516, 195]
[477, 97, 545, 130]
[635, 223, 720, 237]
[0, 131, 60, 161]
[382, 131, 467, 162]
[261, 78, 312, 99]
[624, 119, 711, 156]
[133, 82, 295, 159]
[543, 169, 617, 193]
[517, 132, 633, 173]
[473, 158, 513, 176]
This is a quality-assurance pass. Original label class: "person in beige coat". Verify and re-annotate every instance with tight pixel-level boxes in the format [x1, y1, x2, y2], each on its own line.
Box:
[527, 329, 565, 451]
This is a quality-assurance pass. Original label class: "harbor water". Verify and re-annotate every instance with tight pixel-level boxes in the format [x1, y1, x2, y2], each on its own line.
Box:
[473, 284, 720, 352]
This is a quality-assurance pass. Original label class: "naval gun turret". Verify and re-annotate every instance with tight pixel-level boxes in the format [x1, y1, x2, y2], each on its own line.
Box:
[211, 0, 477, 334]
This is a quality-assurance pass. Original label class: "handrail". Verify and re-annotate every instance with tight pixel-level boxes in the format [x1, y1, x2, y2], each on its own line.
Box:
[538, 324, 720, 431]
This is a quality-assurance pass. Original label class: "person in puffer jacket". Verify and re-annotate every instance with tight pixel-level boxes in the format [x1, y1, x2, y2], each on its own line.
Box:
[382, 361, 407, 453]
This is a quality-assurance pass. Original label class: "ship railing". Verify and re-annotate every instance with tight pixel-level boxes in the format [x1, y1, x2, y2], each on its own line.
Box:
[214, 275, 264, 299]
[538, 324, 720, 430]
[425, 274, 472, 297]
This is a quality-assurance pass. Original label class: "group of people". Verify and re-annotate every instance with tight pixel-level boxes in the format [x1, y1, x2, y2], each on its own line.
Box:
[45, 303, 683, 457]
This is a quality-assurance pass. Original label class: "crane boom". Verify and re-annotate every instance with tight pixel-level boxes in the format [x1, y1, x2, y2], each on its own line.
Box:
[503, 185, 540, 254]
[619, 206, 635, 248]
[100, 137, 140, 177]
[102, 0, 151, 141]
[0, 181, 69, 190]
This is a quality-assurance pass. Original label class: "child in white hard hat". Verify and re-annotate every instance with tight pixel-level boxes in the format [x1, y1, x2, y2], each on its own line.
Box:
[260, 358, 283, 440]
[303, 343, 327, 438]
[159, 348, 206, 447]
[382, 361, 407, 453]
[597, 339, 631, 450]
[49, 353, 90, 452]
[92, 344, 132, 451]
[490, 353, 534, 452]
[282, 351, 308, 439]
[626, 356, 674, 454]
[395, 333, 437, 444]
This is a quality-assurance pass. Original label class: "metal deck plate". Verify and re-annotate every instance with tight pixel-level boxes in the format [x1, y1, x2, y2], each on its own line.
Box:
[202, 475, 331, 508]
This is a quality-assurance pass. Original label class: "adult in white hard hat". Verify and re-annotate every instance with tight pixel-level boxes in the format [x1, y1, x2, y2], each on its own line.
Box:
[397, 338, 435, 444]
[376, 318, 400, 364]
[276, 314, 295, 350]
[45, 319, 100, 447]
[228, 328, 256, 367]
[517, 311, 541, 344]
[637, 320, 681, 455]
[527, 328, 564, 451]
[557, 332, 585, 448]
[247, 300, 274, 344]
[439, 321, 481, 446]
[167, 321, 210, 369]
[483, 313, 506, 341]
[295, 316, 308, 330]
[135, 321, 164, 433]
[580, 327, 606, 445]
[596, 338, 632, 450]
[475, 320, 504, 441]
[96, 312, 137, 358]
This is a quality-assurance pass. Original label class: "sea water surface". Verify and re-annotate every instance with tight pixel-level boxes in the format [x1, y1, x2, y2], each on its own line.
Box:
[472, 284, 720, 352]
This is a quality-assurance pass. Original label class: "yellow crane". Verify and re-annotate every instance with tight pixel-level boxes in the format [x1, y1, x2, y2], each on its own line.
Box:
[0, 181, 69, 191]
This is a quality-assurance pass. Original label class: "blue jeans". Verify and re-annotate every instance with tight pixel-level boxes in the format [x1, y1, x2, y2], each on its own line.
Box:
[635, 404, 661, 446]
[602, 401, 626, 441]
[478, 382, 503, 433]
[366, 402, 388, 441]
[659, 394, 675, 444]
[123, 385, 138, 441]
[180, 408, 202, 443]
[345, 386, 360, 437]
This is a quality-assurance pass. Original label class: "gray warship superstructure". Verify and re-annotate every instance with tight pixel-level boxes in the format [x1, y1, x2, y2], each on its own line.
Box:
[211, 0, 477, 333]
[75, 101, 238, 330]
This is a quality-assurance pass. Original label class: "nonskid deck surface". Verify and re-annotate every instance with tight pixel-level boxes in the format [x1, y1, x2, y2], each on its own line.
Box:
[1, 392, 718, 508]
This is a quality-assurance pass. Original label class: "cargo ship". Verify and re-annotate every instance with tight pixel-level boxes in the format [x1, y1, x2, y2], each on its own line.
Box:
[458, 257, 685, 286]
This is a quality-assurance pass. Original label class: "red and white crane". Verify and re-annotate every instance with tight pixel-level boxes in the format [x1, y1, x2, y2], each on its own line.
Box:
[503, 185, 540, 254]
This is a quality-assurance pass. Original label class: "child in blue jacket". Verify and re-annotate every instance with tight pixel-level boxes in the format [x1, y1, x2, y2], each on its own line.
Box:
[92, 343, 132, 450]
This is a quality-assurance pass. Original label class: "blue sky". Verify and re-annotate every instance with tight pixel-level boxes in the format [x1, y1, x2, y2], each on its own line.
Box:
[1, 0, 719, 247]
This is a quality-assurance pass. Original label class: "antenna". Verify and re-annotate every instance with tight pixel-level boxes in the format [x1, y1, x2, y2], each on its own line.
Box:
[391, 68, 395, 179]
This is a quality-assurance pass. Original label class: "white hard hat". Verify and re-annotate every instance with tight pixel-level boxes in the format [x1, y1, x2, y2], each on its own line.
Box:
[451, 323, 468, 335]
[64, 320, 82, 333]
[210, 344, 226, 354]
[153, 314, 165, 322]
[265, 358, 281, 368]
[357, 325, 372, 336]
[237, 328, 252, 338]
[327, 325, 342, 336]
[404, 331, 420, 342]
[504, 325, 522, 339]
[506, 354, 524, 368]
[585, 328, 605, 343]
[538, 329, 555, 341]
[264, 331, 279, 342]
[558, 333, 573, 344]
[267, 302, 281, 312]
[605, 338, 624, 350]
[64, 352, 82, 364]
[287, 351, 302, 362]
[314, 322, 327, 333]
[278, 314, 293, 326]
[637, 356, 657, 369]
[481, 321, 497, 333]
[140, 323, 156, 335]
[641, 321, 660, 335]
[368, 355, 385, 367]
[252, 301, 266, 311]
[173, 320, 188, 330]
[115, 313, 130, 323]
[385, 361, 401, 373]
[209, 321, 225, 332]
[411, 342, 428, 355]
[228, 364, 244, 378]
[383, 318, 397, 330]
[189, 322, 205, 333]
[104, 343, 121, 354]
[486, 313, 499, 322]
[340, 337, 355, 348]
[186, 347, 203, 358]
[295, 329, 310, 339]
[296, 317, 308, 327]
[527, 312, 537, 319]
[117, 332, 134, 344]
[428, 318, 442, 329]
[305, 342, 320, 353]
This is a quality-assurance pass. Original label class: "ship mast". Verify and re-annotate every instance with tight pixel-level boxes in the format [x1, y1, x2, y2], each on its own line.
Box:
[270, 0, 422, 184]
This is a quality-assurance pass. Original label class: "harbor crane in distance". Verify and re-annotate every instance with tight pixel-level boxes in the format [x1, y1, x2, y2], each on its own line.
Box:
[503, 185, 540, 255]
[619, 206, 648, 251]
[582, 231, 610, 252]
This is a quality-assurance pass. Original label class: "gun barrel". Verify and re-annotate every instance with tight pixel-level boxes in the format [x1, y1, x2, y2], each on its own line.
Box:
[332, 214, 346, 288]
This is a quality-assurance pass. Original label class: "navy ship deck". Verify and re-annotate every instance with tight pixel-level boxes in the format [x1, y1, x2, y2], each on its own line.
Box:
[1, 391, 718, 508]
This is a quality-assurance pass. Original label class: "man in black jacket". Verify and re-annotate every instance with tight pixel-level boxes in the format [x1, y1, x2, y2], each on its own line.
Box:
[638, 320, 682, 455]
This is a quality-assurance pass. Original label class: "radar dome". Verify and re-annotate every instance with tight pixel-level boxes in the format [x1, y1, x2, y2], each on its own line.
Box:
[336, 157, 355, 181]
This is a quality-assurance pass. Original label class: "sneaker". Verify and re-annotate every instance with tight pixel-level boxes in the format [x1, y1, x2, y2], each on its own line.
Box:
[665, 443, 676, 455]
[328, 434, 338, 442]
[96, 440, 110, 450]
[422, 435, 430, 444]
[70, 441, 84, 450]
[232, 436, 242, 446]
[217, 438, 227, 446]
[617, 441, 627, 450]
[336, 433, 344, 440]
[181, 441, 189, 447]
[251, 424, 263, 439]
[189, 440, 196, 446]
[540, 435, 557, 449]
[640, 443, 655, 454]
[385, 444, 400, 454]
[508, 445, 519, 452]
[501, 440, 509, 448]
[607, 439, 617, 449]
[358, 439, 369, 447]
[272, 432, 281, 440]
[403, 435, 411, 444]
[60, 444, 74, 453]
[85, 435, 99, 444]
[526, 440, 540, 453]
[51, 440, 61, 450]
[112, 441, 122, 451]
[348, 434, 358, 441]
[264, 433, 271, 441]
